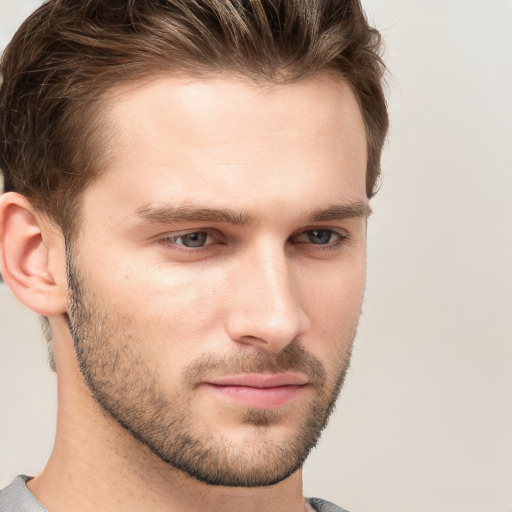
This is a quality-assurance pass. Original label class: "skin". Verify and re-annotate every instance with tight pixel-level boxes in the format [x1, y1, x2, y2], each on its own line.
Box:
[0, 74, 368, 512]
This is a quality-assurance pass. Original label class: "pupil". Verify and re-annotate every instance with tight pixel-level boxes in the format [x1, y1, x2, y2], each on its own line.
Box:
[309, 230, 331, 244]
[183, 232, 206, 247]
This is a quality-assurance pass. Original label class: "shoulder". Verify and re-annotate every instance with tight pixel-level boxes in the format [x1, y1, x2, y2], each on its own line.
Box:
[0, 476, 48, 512]
[307, 497, 351, 512]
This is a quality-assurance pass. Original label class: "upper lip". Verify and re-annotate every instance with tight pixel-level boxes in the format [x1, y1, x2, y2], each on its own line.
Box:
[205, 373, 309, 388]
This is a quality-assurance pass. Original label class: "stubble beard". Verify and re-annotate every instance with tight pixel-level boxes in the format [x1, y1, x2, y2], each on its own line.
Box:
[66, 247, 356, 487]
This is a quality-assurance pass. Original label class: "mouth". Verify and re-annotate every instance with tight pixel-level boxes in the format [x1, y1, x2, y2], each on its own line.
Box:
[201, 373, 310, 409]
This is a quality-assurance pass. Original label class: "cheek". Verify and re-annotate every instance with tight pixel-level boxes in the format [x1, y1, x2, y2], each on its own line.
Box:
[100, 262, 229, 351]
[300, 258, 365, 355]
[302, 258, 366, 320]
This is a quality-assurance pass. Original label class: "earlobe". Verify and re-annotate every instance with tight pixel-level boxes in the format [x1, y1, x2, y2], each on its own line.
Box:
[0, 192, 68, 316]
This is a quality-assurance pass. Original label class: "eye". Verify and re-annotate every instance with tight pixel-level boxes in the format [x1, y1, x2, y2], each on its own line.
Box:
[163, 231, 211, 248]
[292, 229, 345, 246]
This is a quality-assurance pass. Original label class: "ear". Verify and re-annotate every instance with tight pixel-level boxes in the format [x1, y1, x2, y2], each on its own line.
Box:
[0, 192, 68, 315]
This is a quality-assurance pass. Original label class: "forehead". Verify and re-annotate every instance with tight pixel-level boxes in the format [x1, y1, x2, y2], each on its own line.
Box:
[84, 73, 368, 218]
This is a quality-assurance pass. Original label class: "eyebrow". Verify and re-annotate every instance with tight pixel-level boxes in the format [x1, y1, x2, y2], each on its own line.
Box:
[306, 202, 372, 222]
[135, 204, 251, 225]
[134, 200, 371, 226]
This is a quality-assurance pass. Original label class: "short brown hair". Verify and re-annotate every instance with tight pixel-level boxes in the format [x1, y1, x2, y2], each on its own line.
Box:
[0, 0, 387, 236]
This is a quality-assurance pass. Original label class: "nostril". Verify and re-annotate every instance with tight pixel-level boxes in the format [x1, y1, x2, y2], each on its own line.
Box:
[225, 302, 309, 353]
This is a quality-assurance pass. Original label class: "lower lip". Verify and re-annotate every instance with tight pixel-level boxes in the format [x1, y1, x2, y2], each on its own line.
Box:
[203, 383, 307, 409]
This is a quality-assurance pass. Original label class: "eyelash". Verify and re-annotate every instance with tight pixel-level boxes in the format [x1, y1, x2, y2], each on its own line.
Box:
[158, 228, 348, 252]
[290, 229, 347, 250]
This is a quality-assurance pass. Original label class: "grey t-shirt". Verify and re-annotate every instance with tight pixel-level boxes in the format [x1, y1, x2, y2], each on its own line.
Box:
[0, 476, 46, 512]
[0, 475, 349, 512]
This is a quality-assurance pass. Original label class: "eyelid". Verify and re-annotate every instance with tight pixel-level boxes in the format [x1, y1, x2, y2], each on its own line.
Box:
[292, 227, 348, 239]
[290, 227, 349, 249]
[158, 229, 221, 250]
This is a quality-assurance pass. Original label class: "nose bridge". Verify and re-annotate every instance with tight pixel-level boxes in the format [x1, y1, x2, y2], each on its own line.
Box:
[254, 243, 294, 315]
[226, 239, 308, 349]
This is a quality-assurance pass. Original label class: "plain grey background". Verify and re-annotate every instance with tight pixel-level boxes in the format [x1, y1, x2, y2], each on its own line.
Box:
[1, 1, 511, 511]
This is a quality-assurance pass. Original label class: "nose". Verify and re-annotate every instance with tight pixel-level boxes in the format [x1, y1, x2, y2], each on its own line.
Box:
[225, 243, 310, 352]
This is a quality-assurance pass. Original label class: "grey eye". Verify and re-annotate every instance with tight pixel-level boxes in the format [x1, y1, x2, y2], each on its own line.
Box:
[176, 232, 208, 247]
[304, 230, 336, 244]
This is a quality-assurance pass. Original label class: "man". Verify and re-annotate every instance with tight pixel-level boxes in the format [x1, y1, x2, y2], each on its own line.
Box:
[0, 1, 388, 511]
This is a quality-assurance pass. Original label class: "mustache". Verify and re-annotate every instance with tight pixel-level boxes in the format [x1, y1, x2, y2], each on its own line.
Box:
[183, 344, 327, 388]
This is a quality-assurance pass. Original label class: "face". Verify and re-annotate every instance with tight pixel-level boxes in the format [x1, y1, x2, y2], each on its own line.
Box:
[67, 74, 369, 487]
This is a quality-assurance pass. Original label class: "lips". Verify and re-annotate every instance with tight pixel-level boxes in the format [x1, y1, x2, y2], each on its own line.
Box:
[202, 373, 309, 409]
[207, 373, 308, 388]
